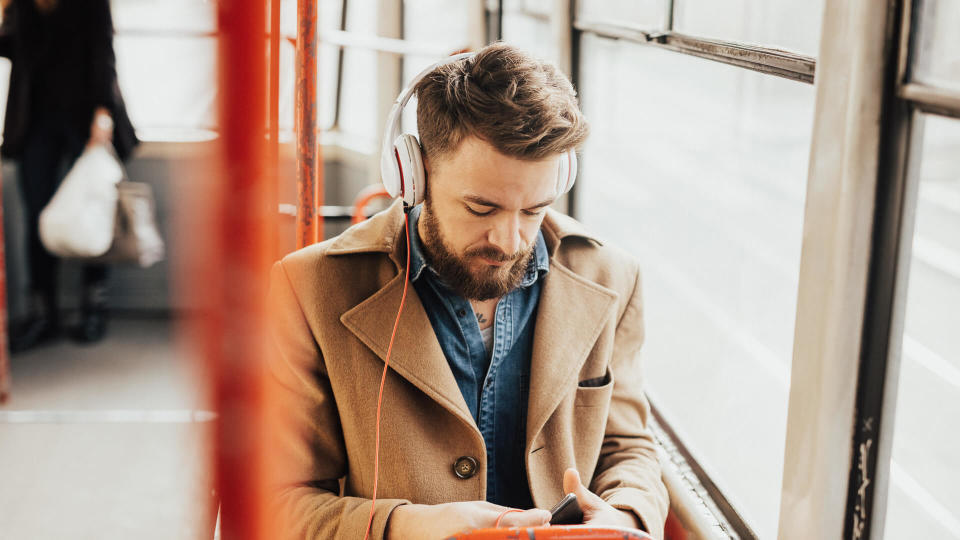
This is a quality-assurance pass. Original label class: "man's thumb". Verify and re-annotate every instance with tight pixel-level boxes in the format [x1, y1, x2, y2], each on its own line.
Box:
[562, 468, 586, 498]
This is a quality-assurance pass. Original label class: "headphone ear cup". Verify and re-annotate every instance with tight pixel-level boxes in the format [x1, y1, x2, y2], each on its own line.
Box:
[393, 134, 426, 206]
[556, 150, 578, 196]
[566, 151, 578, 193]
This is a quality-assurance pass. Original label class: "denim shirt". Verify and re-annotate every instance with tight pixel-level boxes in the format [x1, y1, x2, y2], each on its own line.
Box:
[407, 205, 549, 509]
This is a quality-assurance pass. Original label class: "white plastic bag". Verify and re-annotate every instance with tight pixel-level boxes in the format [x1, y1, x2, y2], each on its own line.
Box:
[38, 144, 123, 258]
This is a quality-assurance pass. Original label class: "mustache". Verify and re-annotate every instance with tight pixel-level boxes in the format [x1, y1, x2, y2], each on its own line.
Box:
[464, 245, 527, 263]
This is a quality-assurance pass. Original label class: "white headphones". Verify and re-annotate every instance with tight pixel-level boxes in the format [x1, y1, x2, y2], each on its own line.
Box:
[379, 52, 579, 207]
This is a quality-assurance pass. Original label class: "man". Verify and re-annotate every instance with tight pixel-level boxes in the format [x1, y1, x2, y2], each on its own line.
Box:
[267, 43, 668, 539]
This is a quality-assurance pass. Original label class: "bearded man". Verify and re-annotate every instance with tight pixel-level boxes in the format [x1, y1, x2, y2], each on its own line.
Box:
[267, 43, 669, 539]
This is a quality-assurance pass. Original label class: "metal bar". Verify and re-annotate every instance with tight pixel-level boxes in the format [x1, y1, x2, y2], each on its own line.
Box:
[114, 29, 219, 38]
[331, 0, 349, 130]
[894, 0, 918, 86]
[115, 27, 464, 58]
[278, 203, 377, 219]
[566, 0, 581, 220]
[844, 2, 920, 537]
[899, 83, 960, 119]
[296, 0, 321, 247]
[119, 26, 462, 62]
[398, 0, 406, 106]
[851, 105, 923, 540]
[572, 22, 816, 84]
[287, 30, 462, 57]
[270, 0, 281, 227]
[552, 0, 573, 77]
[651, 404, 756, 539]
[656, 449, 731, 540]
[482, 0, 498, 44]
[665, 0, 676, 32]
[497, 0, 503, 40]
[211, 0, 273, 537]
[0, 163, 10, 404]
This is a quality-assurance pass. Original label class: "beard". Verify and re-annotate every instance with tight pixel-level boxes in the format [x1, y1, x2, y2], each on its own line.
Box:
[419, 199, 535, 301]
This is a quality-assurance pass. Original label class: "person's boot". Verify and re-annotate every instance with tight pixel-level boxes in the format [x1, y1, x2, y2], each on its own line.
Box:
[72, 283, 108, 344]
[9, 292, 59, 353]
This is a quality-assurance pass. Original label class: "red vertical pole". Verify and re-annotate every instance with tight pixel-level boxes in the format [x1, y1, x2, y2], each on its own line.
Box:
[296, 0, 322, 247]
[0, 166, 10, 404]
[211, 0, 273, 537]
[270, 0, 281, 206]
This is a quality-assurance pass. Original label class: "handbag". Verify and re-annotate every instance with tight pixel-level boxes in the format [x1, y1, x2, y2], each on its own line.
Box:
[90, 179, 165, 268]
[38, 143, 122, 258]
[39, 143, 165, 267]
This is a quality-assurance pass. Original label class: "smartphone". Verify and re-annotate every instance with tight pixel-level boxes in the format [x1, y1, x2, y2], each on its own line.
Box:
[549, 493, 584, 525]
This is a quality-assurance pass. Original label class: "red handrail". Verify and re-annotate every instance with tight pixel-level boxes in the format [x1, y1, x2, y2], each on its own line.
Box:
[352, 185, 392, 225]
[296, 0, 322, 246]
[448, 525, 653, 540]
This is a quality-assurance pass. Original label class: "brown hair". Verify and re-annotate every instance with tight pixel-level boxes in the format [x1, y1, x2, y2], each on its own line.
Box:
[413, 42, 589, 166]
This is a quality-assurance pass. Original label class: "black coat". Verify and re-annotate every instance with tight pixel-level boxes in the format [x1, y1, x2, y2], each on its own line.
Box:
[0, 0, 138, 161]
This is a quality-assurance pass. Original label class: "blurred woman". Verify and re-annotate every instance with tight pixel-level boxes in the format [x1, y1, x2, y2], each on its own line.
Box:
[0, 0, 138, 350]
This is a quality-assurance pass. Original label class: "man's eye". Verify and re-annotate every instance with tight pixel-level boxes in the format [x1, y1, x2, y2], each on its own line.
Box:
[466, 205, 494, 216]
[522, 209, 545, 217]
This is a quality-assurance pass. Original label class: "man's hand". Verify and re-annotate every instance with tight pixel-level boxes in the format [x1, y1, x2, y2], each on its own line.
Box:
[562, 468, 644, 531]
[386, 501, 551, 539]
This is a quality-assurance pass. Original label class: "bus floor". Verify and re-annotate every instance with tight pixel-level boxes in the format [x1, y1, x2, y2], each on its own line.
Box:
[0, 316, 215, 540]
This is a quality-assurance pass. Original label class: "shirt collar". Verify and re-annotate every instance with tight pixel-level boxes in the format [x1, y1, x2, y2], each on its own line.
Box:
[407, 204, 549, 288]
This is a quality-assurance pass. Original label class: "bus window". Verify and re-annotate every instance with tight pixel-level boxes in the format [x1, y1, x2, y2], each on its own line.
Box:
[501, 0, 557, 66]
[910, 0, 960, 93]
[882, 113, 960, 538]
[577, 0, 665, 30]
[673, 0, 824, 56]
[575, 34, 816, 538]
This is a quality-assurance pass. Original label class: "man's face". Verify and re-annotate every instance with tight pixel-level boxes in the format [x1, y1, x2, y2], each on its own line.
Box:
[418, 136, 562, 301]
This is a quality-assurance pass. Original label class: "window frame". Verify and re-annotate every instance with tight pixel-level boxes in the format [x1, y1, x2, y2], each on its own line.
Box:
[558, 0, 960, 538]
[841, 0, 960, 537]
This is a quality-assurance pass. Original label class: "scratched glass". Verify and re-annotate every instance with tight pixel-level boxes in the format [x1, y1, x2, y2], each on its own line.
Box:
[576, 34, 815, 538]
[882, 114, 960, 538]
[910, 0, 960, 93]
[673, 0, 825, 55]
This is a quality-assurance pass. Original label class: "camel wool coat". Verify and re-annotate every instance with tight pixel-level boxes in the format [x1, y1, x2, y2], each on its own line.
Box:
[266, 201, 669, 539]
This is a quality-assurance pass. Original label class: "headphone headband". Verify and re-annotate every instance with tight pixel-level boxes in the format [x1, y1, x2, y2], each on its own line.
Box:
[380, 52, 475, 204]
[380, 50, 578, 207]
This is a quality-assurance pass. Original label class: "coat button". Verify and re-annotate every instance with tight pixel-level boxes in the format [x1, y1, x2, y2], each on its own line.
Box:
[453, 456, 479, 479]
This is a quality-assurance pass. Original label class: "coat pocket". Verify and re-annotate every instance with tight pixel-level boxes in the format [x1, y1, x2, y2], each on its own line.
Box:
[574, 367, 614, 408]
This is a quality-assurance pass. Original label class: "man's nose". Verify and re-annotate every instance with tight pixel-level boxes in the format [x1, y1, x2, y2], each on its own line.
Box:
[488, 213, 522, 256]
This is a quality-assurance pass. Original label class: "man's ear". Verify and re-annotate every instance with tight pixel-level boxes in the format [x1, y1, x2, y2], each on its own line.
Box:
[422, 154, 430, 179]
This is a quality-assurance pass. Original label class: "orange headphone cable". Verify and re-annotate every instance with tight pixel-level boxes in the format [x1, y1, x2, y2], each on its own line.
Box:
[363, 210, 412, 540]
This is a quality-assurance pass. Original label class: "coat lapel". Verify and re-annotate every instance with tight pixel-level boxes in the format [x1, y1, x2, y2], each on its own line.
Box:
[340, 269, 477, 432]
[334, 203, 616, 452]
[525, 262, 618, 450]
